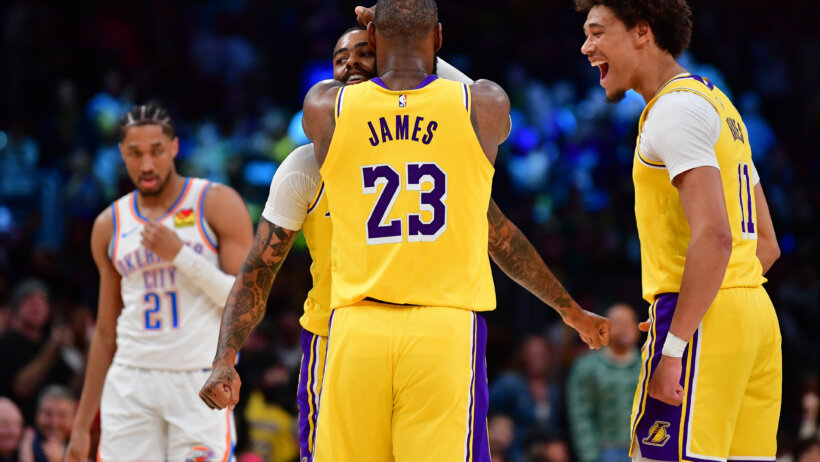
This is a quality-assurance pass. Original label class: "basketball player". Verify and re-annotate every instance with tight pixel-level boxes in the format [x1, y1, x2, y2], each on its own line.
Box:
[64, 105, 253, 462]
[576, 1, 782, 461]
[198, 25, 610, 462]
[296, 0, 608, 458]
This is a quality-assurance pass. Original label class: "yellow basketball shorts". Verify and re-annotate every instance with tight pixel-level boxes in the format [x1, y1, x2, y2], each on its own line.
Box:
[297, 329, 327, 462]
[312, 302, 490, 462]
[630, 286, 782, 462]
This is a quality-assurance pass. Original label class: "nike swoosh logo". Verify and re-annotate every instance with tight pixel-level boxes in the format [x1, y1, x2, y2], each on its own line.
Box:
[324, 212, 330, 217]
[121, 227, 139, 239]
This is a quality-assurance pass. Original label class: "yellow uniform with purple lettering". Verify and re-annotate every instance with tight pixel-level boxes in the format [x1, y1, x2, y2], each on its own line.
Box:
[314, 76, 494, 462]
[630, 75, 781, 462]
[296, 180, 330, 461]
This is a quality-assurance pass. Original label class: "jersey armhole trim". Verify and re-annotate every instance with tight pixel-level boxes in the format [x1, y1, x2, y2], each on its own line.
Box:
[109, 202, 120, 263]
[307, 181, 325, 215]
[197, 180, 219, 253]
[335, 87, 346, 121]
[462, 83, 471, 113]
[636, 148, 666, 169]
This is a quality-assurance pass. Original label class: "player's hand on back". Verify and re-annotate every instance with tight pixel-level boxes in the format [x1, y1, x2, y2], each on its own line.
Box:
[564, 307, 610, 349]
[140, 222, 184, 262]
[199, 361, 242, 411]
[354, 5, 376, 26]
[63, 430, 90, 462]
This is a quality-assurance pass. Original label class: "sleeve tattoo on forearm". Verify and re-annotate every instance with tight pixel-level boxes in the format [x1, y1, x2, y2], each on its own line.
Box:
[487, 201, 572, 318]
[215, 219, 298, 361]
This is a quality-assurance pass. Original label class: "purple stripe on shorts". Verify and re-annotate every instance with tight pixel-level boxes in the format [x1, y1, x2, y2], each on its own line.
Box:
[681, 327, 702, 461]
[465, 314, 476, 462]
[632, 300, 657, 437]
[634, 293, 693, 462]
[297, 329, 318, 460]
[472, 314, 490, 462]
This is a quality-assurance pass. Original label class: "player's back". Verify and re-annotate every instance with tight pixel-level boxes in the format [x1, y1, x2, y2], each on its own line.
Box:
[633, 74, 765, 302]
[321, 76, 496, 311]
[108, 177, 223, 369]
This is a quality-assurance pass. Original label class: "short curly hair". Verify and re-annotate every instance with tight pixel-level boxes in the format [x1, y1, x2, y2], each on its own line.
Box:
[575, 0, 693, 58]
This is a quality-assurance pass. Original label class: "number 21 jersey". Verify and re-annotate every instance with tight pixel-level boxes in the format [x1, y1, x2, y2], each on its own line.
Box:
[321, 76, 496, 311]
[108, 178, 222, 369]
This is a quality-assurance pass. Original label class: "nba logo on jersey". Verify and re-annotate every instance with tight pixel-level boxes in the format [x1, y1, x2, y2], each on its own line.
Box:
[398, 94, 407, 108]
[642, 421, 671, 447]
[185, 445, 214, 462]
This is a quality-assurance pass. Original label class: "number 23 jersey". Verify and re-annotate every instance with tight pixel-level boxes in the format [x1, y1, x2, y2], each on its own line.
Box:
[321, 76, 496, 311]
[107, 177, 222, 369]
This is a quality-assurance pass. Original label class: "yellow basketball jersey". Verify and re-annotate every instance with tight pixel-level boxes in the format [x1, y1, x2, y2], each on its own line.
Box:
[300, 181, 332, 336]
[320, 76, 496, 311]
[634, 74, 765, 302]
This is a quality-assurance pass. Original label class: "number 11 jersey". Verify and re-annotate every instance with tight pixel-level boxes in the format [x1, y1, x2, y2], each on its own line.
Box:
[321, 76, 496, 311]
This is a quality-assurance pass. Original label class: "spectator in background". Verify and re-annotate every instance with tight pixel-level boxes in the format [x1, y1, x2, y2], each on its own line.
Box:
[21, 385, 76, 462]
[0, 397, 24, 462]
[800, 378, 820, 440]
[490, 335, 562, 462]
[0, 280, 75, 422]
[489, 413, 516, 462]
[794, 439, 820, 462]
[567, 303, 641, 462]
[523, 433, 572, 462]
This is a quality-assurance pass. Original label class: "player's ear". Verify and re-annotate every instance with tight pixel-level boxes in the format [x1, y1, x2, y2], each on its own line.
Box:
[634, 20, 651, 48]
[434, 23, 442, 53]
[367, 22, 377, 50]
[171, 136, 179, 159]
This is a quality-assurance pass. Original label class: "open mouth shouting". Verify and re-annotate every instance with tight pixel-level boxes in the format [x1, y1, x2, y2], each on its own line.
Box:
[590, 58, 610, 86]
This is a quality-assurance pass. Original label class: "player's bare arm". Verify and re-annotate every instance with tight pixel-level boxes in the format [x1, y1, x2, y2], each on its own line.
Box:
[487, 200, 609, 349]
[199, 218, 298, 410]
[204, 184, 254, 274]
[649, 166, 732, 406]
[303, 80, 343, 167]
[753, 183, 780, 274]
[65, 209, 124, 462]
[469, 79, 511, 164]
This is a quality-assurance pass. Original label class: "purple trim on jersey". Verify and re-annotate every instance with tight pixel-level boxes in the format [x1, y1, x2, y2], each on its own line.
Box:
[370, 75, 439, 90]
[197, 180, 219, 250]
[108, 203, 118, 261]
[132, 177, 191, 222]
[634, 293, 690, 462]
[371, 77, 388, 89]
[471, 313, 490, 462]
[307, 182, 325, 214]
[336, 87, 346, 118]
[462, 84, 469, 111]
[414, 74, 438, 89]
[298, 329, 319, 460]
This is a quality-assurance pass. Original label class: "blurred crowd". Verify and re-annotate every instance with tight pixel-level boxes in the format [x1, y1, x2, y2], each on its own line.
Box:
[1, 1, 819, 461]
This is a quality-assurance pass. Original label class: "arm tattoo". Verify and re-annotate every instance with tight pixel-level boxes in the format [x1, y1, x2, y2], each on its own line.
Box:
[487, 200, 573, 318]
[214, 218, 298, 362]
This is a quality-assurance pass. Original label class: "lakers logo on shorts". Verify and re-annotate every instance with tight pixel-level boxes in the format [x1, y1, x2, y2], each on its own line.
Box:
[642, 421, 672, 447]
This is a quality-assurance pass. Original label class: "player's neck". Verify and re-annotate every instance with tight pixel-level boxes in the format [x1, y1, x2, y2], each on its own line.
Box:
[635, 55, 687, 104]
[376, 50, 433, 90]
[136, 173, 186, 217]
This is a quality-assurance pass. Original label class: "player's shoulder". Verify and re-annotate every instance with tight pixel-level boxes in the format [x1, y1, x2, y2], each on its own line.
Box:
[280, 144, 319, 176]
[304, 79, 343, 107]
[469, 79, 509, 106]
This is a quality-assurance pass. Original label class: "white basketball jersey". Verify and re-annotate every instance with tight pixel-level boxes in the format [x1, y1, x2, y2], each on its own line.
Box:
[108, 177, 221, 370]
